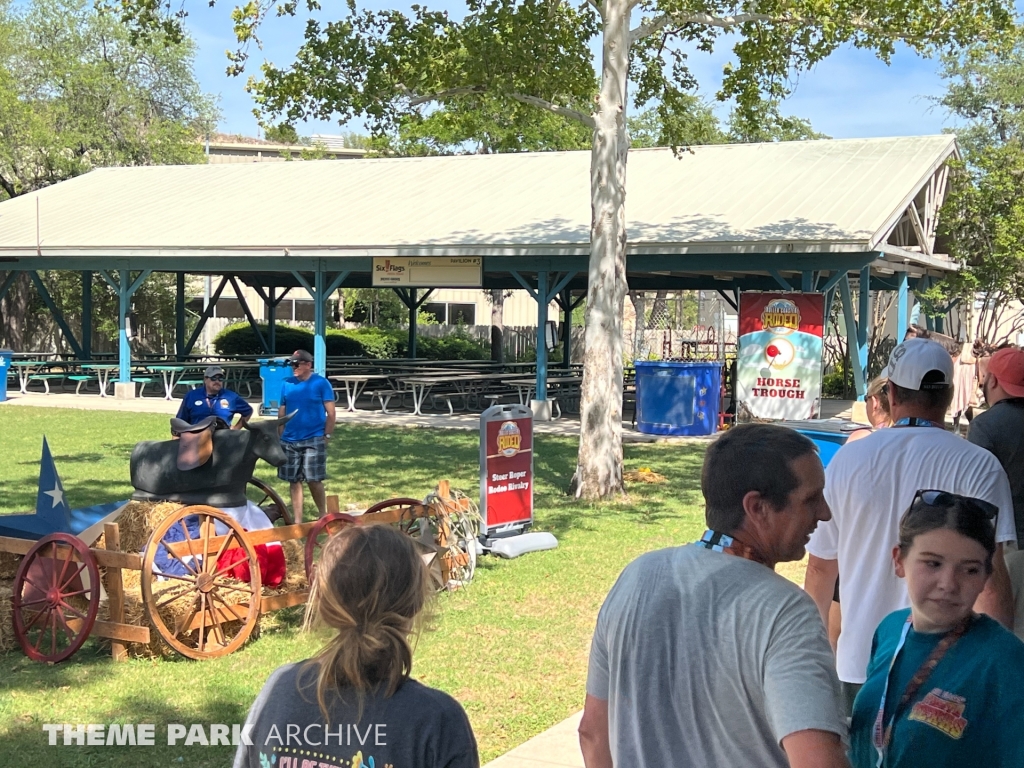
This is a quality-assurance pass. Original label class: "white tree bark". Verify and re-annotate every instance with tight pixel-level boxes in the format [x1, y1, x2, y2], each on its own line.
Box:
[575, 0, 630, 499]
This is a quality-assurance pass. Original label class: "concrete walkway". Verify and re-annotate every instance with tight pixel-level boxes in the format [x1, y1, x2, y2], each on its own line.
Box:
[483, 711, 584, 768]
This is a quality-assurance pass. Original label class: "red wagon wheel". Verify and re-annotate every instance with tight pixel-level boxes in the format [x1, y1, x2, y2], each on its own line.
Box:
[141, 505, 262, 660]
[246, 477, 293, 526]
[12, 533, 100, 663]
[304, 513, 358, 582]
[364, 497, 426, 534]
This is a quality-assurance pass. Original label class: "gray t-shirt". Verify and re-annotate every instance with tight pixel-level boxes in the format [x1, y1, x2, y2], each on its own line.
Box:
[969, 398, 1024, 543]
[587, 545, 845, 767]
[234, 662, 479, 768]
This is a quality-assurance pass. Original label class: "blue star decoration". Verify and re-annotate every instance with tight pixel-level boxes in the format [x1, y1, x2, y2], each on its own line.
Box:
[0, 437, 126, 541]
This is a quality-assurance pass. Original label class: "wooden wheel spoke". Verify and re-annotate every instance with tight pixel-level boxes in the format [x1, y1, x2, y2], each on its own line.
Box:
[196, 593, 208, 651]
[22, 575, 48, 595]
[159, 538, 200, 576]
[178, 518, 202, 570]
[22, 607, 48, 632]
[211, 580, 254, 596]
[211, 531, 241, 573]
[57, 600, 87, 620]
[172, 595, 200, 636]
[32, 611, 52, 651]
[155, 586, 196, 612]
[58, 562, 87, 592]
[53, 609, 77, 643]
[18, 596, 49, 608]
[207, 591, 237, 647]
[153, 571, 199, 585]
[59, 588, 92, 599]
[55, 546, 75, 589]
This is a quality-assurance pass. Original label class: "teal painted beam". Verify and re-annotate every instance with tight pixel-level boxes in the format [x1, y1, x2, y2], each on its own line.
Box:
[802, 271, 813, 292]
[408, 288, 418, 359]
[229, 276, 269, 354]
[28, 271, 84, 359]
[839, 275, 867, 399]
[858, 266, 870, 382]
[118, 269, 131, 383]
[536, 272, 549, 403]
[183, 276, 229, 356]
[897, 272, 909, 341]
[313, 267, 326, 374]
[769, 269, 795, 290]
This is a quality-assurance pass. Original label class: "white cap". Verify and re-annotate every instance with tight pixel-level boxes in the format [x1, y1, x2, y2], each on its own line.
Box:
[886, 338, 953, 390]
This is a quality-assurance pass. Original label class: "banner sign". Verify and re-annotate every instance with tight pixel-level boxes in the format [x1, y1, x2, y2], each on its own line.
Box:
[371, 256, 482, 287]
[479, 405, 533, 536]
[736, 293, 824, 420]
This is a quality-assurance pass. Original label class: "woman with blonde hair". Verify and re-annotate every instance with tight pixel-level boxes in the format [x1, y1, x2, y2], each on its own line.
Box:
[846, 376, 894, 443]
[235, 524, 479, 768]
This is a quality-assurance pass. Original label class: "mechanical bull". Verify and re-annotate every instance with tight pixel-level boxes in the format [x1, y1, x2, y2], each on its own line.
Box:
[130, 413, 293, 508]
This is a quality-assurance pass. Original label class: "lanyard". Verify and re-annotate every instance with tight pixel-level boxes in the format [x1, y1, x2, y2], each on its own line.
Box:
[871, 614, 973, 767]
[893, 417, 943, 428]
[693, 530, 770, 567]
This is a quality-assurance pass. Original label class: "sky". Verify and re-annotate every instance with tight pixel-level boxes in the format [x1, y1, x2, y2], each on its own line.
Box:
[182, 2, 954, 141]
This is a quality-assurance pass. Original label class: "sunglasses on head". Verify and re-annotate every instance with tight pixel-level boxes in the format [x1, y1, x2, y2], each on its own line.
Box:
[207, 375, 225, 382]
[911, 489, 998, 520]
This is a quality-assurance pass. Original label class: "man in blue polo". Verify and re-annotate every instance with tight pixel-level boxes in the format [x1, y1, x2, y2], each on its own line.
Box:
[175, 365, 253, 430]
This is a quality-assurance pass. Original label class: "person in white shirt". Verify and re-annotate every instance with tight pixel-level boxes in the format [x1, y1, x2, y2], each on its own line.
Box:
[804, 337, 1016, 715]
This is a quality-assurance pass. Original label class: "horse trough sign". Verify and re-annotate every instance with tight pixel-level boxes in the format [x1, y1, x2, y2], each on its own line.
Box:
[479, 404, 533, 542]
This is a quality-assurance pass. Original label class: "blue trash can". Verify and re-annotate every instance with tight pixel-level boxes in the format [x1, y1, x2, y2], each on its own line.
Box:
[635, 361, 722, 436]
[259, 358, 291, 416]
[779, 420, 860, 468]
[0, 350, 11, 402]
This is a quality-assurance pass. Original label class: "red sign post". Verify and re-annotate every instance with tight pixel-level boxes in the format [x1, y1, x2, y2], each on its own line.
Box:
[480, 404, 534, 538]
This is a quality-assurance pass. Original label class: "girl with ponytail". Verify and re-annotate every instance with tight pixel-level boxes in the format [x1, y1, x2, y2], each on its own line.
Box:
[235, 525, 479, 768]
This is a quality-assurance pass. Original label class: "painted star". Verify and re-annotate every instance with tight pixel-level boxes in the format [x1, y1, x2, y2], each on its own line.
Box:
[699, 387, 708, 396]
[44, 482, 64, 508]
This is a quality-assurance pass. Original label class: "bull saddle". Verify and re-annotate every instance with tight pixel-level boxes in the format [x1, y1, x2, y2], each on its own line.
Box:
[169, 415, 222, 471]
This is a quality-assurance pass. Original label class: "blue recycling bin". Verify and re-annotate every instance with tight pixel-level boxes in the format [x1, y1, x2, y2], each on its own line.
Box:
[635, 361, 722, 436]
[258, 358, 291, 415]
[0, 350, 11, 402]
[779, 420, 858, 468]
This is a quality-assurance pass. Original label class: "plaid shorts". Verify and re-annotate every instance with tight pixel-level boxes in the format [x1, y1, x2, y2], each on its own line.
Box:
[278, 437, 327, 483]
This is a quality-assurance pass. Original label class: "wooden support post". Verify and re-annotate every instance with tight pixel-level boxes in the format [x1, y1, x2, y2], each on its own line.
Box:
[102, 522, 127, 662]
[326, 495, 340, 515]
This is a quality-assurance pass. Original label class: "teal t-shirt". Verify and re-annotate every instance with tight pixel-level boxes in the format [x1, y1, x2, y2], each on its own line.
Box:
[850, 608, 1024, 768]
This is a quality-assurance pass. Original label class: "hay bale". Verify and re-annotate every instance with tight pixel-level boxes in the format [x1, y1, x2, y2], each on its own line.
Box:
[0, 552, 21, 581]
[96, 501, 184, 555]
[0, 582, 13, 653]
[623, 468, 667, 484]
[113, 575, 257, 659]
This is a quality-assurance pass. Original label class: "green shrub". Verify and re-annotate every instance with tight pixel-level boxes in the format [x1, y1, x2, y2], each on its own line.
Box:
[213, 323, 312, 356]
[417, 333, 489, 360]
[822, 366, 847, 398]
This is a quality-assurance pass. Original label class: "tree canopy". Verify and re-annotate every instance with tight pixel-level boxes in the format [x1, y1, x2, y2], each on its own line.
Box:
[932, 38, 1024, 345]
[0, 0, 217, 352]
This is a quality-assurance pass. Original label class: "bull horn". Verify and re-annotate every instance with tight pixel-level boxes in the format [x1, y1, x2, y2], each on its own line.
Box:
[277, 410, 298, 424]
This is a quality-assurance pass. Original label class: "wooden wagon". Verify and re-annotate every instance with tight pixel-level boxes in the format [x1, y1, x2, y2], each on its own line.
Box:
[1, 482, 477, 663]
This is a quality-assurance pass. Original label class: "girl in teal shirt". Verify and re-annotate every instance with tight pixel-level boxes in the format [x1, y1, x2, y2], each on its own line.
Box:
[849, 490, 1024, 767]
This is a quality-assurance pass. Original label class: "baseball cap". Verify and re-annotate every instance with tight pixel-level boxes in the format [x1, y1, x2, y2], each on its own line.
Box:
[886, 338, 953, 391]
[988, 347, 1024, 398]
[289, 349, 314, 364]
[204, 365, 225, 378]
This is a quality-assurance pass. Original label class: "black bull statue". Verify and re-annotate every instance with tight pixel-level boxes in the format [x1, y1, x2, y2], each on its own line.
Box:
[130, 415, 292, 507]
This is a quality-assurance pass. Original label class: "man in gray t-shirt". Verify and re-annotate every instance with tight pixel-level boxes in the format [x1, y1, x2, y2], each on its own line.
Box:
[580, 425, 848, 768]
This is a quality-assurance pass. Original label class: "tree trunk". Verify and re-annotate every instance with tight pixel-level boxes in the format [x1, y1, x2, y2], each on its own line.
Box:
[490, 288, 505, 364]
[0, 272, 32, 350]
[575, 0, 630, 500]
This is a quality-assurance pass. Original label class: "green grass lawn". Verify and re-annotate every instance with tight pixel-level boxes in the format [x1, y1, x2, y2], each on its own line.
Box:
[0, 407, 721, 767]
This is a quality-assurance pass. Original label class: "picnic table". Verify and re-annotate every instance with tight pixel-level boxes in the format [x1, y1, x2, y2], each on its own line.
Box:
[146, 364, 188, 400]
[394, 375, 453, 416]
[80, 363, 120, 397]
[329, 374, 393, 412]
[11, 360, 57, 394]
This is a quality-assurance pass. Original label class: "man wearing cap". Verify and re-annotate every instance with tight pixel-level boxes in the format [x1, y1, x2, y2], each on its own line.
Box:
[278, 349, 336, 523]
[969, 346, 1024, 638]
[175, 365, 253, 430]
[804, 337, 1016, 713]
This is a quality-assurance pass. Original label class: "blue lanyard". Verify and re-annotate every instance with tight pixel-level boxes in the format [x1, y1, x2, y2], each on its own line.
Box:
[871, 617, 913, 768]
[893, 417, 943, 428]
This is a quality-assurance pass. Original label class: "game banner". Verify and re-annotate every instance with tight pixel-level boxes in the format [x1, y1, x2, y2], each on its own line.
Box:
[736, 293, 824, 421]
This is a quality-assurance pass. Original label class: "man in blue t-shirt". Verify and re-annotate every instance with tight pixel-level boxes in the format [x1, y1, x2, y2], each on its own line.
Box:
[175, 365, 253, 431]
[278, 349, 336, 523]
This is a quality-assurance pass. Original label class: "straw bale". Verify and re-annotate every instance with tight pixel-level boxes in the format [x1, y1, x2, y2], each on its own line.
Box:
[96, 501, 184, 555]
[0, 551, 21, 581]
[0, 582, 13, 653]
[623, 468, 667, 484]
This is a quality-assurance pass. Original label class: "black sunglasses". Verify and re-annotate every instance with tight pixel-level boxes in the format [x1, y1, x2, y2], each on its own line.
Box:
[911, 489, 998, 520]
[206, 375, 225, 382]
[287, 360, 310, 367]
